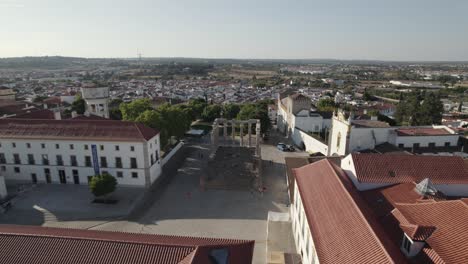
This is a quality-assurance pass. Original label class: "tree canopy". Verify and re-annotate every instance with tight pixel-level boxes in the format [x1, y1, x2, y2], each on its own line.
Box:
[71, 96, 86, 114]
[120, 98, 153, 120]
[237, 103, 270, 133]
[395, 91, 443, 126]
[316, 98, 336, 112]
[89, 173, 117, 198]
[201, 104, 222, 122]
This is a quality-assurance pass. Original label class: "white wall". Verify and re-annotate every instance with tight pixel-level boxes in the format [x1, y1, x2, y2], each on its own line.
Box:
[291, 129, 328, 155]
[0, 136, 162, 188]
[329, 118, 349, 156]
[293, 115, 324, 133]
[395, 135, 459, 148]
[348, 127, 395, 152]
[291, 183, 320, 264]
[434, 184, 468, 196]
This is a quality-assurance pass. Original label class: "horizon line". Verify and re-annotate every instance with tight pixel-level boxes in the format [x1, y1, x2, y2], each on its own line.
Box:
[1, 55, 468, 64]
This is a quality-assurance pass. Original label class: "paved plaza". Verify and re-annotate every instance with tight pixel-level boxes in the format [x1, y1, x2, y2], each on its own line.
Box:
[0, 130, 307, 264]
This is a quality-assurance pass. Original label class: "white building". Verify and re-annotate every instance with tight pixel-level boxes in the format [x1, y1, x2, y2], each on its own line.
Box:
[81, 87, 110, 118]
[341, 153, 468, 196]
[0, 118, 162, 188]
[328, 110, 461, 156]
[289, 154, 468, 264]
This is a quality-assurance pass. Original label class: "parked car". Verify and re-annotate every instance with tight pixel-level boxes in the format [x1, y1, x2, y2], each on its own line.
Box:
[277, 143, 288, 152]
[286, 145, 295, 151]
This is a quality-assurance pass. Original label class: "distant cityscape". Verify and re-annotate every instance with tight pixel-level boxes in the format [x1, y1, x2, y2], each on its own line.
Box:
[0, 56, 467, 264]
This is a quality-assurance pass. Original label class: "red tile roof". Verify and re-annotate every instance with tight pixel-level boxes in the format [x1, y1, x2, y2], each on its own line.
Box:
[0, 225, 254, 264]
[394, 201, 468, 263]
[351, 153, 468, 184]
[0, 118, 159, 142]
[14, 109, 55, 119]
[293, 159, 404, 264]
[396, 127, 453, 136]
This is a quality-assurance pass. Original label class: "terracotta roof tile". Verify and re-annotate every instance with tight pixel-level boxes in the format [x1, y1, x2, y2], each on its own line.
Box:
[351, 153, 468, 184]
[396, 127, 453, 136]
[394, 201, 468, 263]
[0, 225, 254, 264]
[0, 118, 159, 142]
[293, 159, 402, 264]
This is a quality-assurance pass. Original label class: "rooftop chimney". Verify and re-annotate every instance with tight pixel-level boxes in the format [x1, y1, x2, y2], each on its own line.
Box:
[54, 111, 61, 120]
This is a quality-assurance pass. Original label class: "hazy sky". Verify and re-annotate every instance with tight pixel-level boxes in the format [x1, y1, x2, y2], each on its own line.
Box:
[1, 0, 468, 61]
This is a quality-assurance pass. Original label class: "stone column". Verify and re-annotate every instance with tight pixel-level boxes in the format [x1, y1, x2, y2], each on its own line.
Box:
[232, 121, 236, 144]
[256, 120, 261, 156]
[240, 123, 244, 147]
[223, 121, 228, 144]
[212, 120, 219, 147]
[248, 122, 252, 147]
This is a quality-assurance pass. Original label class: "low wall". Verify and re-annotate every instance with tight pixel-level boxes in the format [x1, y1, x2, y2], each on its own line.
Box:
[291, 128, 328, 155]
[161, 142, 184, 166]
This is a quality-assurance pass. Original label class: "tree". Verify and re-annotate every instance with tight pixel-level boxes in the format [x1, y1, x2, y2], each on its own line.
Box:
[237, 104, 271, 133]
[201, 104, 222, 122]
[223, 104, 241, 119]
[316, 98, 336, 112]
[395, 91, 443, 126]
[89, 173, 117, 199]
[71, 96, 86, 115]
[120, 98, 153, 120]
[187, 98, 207, 120]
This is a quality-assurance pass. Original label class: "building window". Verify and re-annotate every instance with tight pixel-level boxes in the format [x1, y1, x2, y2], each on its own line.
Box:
[444, 142, 451, 147]
[102, 170, 108, 175]
[154, 139, 157, 145]
[56, 155, 63, 166]
[132, 172, 138, 178]
[26, 143, 31, 148]
[151, 154, 154, 165]
[41, 143, 46, 149]
[398, 144, 404, 148]
[402, 235, 412, 253]
[42, 154, 49, 165]
[12, 142, 16, 148]
[100, 157, 108, 168]
[0, 153, 5, 164]
[84, 144, 89, 150]
[130, 158, 137, 168]
[130, 146, 135, 152]
[70, 144, 74, 150]
[150, 143, 153, 149]
[14, 167, 20, 173]
[428, 142, 436, 148]
[13, 154, 21, 164]
[115, 145, 120, 151]
[28, 154, 35, 165]
[55, 144, 60, 149]
[100, 145, 104, 151]
[72, 170, 79, 177]
[85, 156, 92, 167]
[115, 157, 122, 168]
[155, 151, 159, 161]
[0, 166, 5, 171]
[413, 143, 420, 149]
[70, 155, 78, 166]
[117, 171, 123, 178]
